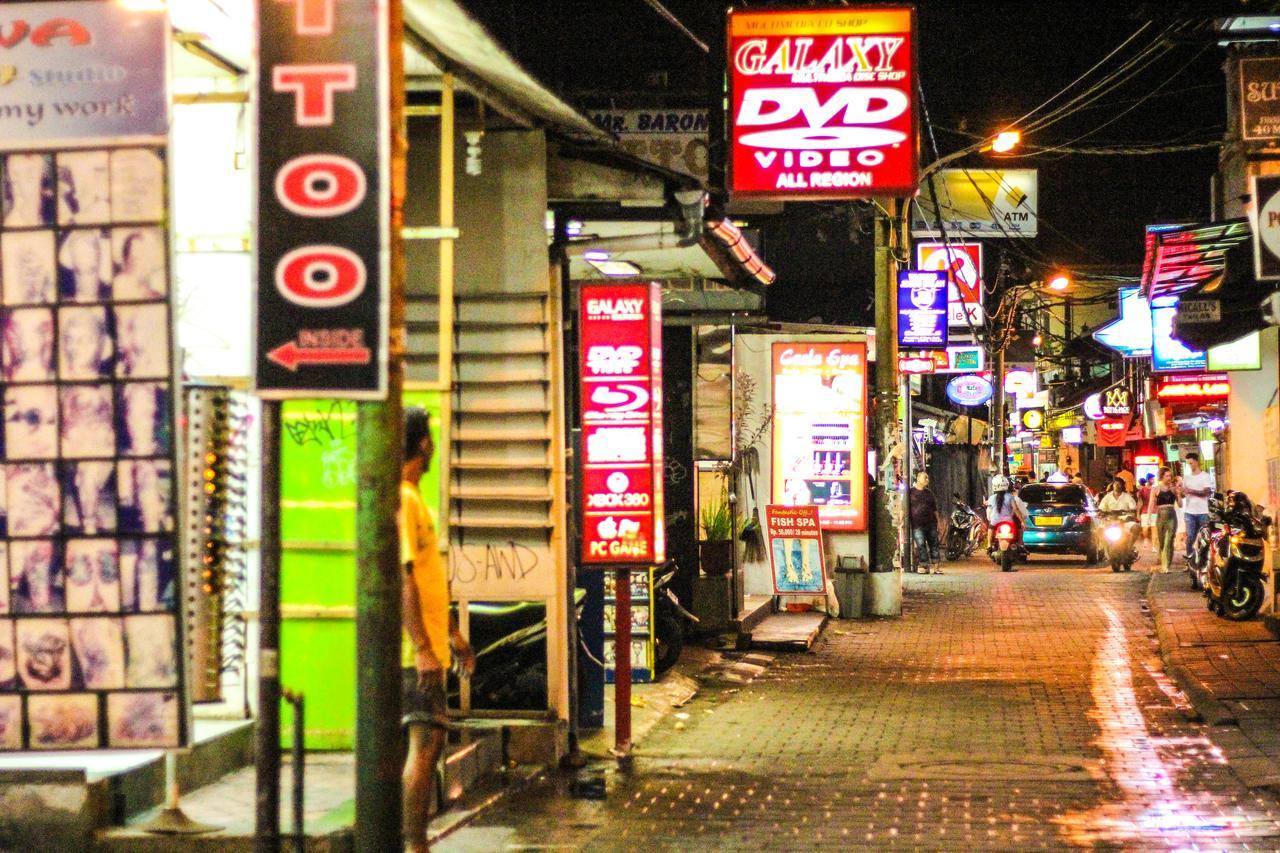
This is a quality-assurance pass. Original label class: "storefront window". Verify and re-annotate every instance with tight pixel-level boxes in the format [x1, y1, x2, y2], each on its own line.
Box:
[695, 325, 732, 460]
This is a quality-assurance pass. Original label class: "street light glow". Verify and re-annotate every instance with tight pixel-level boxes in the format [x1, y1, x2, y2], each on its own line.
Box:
[991, 130, 1021, 153]
[1049, 274, 1070, 291]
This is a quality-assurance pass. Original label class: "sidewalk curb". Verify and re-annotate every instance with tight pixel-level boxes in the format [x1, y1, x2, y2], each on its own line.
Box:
[1145, 572, 1239, 727]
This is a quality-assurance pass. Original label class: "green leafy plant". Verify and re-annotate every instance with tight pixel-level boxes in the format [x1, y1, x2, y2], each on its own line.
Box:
[700, 499, 733, 541]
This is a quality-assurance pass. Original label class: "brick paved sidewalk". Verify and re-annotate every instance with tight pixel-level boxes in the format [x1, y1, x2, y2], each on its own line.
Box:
[441, 559, 1280, 850]
[1148, 569, 1280, 788]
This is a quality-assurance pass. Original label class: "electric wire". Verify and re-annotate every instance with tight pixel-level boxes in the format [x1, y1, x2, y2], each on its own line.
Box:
[637, 0, 709, 53]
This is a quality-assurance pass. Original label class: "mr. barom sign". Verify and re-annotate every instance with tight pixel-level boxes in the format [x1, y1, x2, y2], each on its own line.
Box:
[727, 6, 917, 199]
[256, 0, 389, 398]
[579, 283, 665, 565]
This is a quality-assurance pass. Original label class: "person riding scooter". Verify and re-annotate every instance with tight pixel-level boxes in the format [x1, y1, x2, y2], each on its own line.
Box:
[986, 474, 1028, 571]
[1097, 477, 1139, 571]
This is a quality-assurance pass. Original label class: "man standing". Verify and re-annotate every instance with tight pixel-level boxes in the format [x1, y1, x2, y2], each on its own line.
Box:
[908, 471, 942, 574]
[401, 407, 475, 852]
[1180, 451, 1214, 564]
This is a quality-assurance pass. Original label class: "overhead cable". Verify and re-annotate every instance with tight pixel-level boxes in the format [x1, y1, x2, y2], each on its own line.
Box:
[638, 0, 709, 53]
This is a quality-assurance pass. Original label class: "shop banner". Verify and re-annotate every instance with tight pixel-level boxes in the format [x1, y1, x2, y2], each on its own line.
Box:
[1240, 57, 1280, 142]
[915, 242, 984, 326]
[256, 0, 389, 398]
[727, 7, 917, 199]
[1251, 174, 1280, 281]
[1155, 373, 1230, 404]
[579, 283, 665, 565]
[0, 2, 187, 750]
[0, 2, 168, 149]
[897, 270, 948, 348]
[910, 168, 1038, 238]
[766, 506, 826, 595]
[772, 343, 868, 531]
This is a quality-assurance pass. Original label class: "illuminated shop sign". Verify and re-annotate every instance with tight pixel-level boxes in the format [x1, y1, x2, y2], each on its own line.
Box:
[1061, 426, 1082, 445]
[579, 283, 665, 564]
[1095, 417, 1130, 447]
[765, 506, 826, 595]
[946, 375, 993, 407]
[772, 342, 868, 531]
[1084, 385, 1132, 420]
[727, 7, 917, 199]
[1022, 409, 1044, 430]
[915, 242, 984, 327]
[257, 0, 389, 397]
[1155, 373, 1230, 404]
[897, 355, 935, 374]
[1003, 369, 1036, 395]
[1150, 295, 1206, 373]
[1092, 288, 1153, 358]
[897, 270, 948, 348]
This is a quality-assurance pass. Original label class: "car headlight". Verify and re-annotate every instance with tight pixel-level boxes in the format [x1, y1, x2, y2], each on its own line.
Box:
[1104, 526, 1123, 543]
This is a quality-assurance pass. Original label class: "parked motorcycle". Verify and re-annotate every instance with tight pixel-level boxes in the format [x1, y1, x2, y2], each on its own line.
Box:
[989, 518, 1023, 572]
[1203, 491, 1270, 621]
[653, 560, 699, 676]
[944, 494, 986, 561]
[1097, 510, 1139, 572]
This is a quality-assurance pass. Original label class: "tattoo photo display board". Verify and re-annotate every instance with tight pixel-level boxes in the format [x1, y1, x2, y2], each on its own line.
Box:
[0, 145, 184, 750]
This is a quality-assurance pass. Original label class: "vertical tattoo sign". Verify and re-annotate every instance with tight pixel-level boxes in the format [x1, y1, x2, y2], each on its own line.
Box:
[0, 1, 185, 750]
[256, 0, 390, 398]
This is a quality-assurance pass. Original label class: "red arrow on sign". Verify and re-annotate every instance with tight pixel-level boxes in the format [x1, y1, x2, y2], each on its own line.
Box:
[268, 340, 371, 371]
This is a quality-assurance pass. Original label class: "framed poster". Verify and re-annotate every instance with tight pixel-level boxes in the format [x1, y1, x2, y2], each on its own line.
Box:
[771, 342, 867, 531]
[766, 505, 826, 595]
[0, 2, 184, 750]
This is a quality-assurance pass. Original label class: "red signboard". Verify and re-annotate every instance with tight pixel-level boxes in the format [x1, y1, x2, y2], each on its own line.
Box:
[1095, 417, 1131, 447]
[1155, 373, 1230, 404]
[727, 7, 917, 199]
[580, 283, 665, 564]
[765, 506, 827, 595]
[897, 355, 935, 374]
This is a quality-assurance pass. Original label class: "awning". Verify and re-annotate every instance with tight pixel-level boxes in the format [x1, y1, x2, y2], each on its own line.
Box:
[403, 0, 612, 144]
[1140, 219, 1252, 298]
[565, 219, 774, 291]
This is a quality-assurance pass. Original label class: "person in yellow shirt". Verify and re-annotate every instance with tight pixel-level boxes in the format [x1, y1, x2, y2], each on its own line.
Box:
[401, 407, 473, 852]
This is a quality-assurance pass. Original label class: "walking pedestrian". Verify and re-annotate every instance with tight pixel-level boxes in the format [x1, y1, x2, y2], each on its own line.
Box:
[401, 407, 475, 853]
[1180, 451, 1214, 565]
[909, 471, 942, 573]
[1149, 467, 1178, 572]
[1137, 475, 1154, 550]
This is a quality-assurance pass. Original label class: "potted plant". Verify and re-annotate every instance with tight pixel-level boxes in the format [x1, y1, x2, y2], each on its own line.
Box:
[699, 498, 734, 576]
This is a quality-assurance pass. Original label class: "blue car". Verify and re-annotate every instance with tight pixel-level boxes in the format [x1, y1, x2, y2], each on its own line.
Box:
[1018, 484, 1101, 562]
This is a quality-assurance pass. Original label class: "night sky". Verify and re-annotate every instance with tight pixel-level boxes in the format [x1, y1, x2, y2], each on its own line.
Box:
[465, 1, 1256, 324]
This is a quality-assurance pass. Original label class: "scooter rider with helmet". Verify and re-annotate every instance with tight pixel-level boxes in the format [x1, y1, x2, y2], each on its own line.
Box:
[986, 475, 1028, 536]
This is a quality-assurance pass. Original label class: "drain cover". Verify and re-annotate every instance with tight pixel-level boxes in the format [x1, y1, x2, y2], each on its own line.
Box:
[867, 753, 1102, 783]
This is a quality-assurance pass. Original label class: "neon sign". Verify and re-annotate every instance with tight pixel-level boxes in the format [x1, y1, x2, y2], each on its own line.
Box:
[580, 283, 665, 564]
[728, 7, 917, 199]
[1155, 373, 1230, 403]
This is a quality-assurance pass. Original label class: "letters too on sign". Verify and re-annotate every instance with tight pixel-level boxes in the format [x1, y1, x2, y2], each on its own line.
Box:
[268, 0, 370, 361]
[728, 8, 916, 198]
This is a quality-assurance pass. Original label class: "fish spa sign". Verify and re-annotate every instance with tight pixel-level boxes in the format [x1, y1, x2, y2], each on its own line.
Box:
[727, 6, 917, 199]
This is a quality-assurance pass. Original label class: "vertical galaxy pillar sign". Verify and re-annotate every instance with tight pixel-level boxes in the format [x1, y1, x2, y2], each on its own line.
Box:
[256, 0, 390, 399]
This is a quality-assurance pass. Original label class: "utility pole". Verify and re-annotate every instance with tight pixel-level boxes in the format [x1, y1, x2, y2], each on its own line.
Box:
[873, 201, 902, 587]
[354, 0, 406, 849]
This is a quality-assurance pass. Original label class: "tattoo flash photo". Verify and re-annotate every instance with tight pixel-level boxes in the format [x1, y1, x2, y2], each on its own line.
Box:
[0, 145, 181, 750]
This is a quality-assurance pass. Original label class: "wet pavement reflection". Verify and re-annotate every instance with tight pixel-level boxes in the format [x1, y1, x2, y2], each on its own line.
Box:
[441, 559, 1280, 850]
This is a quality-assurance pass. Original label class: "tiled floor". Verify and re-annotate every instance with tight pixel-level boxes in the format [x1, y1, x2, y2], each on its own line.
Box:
[442, 555, 1280, 850]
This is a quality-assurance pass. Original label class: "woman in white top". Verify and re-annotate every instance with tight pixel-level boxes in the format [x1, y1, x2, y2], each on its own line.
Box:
[986, 474, 1028, 526]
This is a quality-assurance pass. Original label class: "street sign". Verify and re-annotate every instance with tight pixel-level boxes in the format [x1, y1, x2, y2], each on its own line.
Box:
[915, 242, 984, 326]
[1252, 174, 1280, 281]
[726, 7, 917, 199]
[897, 270, 948, 348]
[579, 283, 665, 564]
[256, 0, 389, 398]
[1240, 57, 1280, 141]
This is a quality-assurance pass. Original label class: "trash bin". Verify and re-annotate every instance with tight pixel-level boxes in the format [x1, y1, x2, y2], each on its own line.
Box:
[833, 556, 866, 619]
